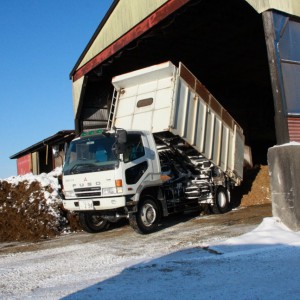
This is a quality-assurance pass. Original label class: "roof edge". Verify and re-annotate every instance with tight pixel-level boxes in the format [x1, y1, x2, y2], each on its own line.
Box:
[10, 130, 75, 159]
[72, 0, 189, 82]
[69, 0, 120, 79]
[245, 0, 300, 17]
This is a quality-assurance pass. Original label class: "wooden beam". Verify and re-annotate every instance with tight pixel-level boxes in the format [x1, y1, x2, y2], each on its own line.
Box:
[262, 10, 289, 144]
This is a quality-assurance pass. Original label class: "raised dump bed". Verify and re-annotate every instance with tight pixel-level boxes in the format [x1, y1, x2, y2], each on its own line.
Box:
[111, 61, 244, 184]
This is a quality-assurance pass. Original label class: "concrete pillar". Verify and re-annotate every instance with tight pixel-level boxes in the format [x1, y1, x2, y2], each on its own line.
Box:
[268, 143, 300, 231]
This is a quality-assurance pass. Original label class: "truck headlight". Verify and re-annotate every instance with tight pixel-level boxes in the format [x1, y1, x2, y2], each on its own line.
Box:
[64, 190, 76, 198]
[102, 187, 123, 195]
[102, 187, 117, 195]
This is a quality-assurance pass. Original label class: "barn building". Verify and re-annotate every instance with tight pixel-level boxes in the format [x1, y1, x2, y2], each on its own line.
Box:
[10, 130, 75, 175]
[70, 0, 300, 166]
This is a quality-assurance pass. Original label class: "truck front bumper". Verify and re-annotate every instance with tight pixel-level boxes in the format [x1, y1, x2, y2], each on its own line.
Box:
[63, 196, 126, 211]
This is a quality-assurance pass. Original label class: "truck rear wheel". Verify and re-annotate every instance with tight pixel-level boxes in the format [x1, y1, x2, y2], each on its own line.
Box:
[79, 212, 110, 233]
[211, 186, 230, 214]
[129, 197, 161, 234]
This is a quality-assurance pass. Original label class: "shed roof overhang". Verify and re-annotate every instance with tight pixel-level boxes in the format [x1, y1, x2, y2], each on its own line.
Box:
[10, 130, 75, 159]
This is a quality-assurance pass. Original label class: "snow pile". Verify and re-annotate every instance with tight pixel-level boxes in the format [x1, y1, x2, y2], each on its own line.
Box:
[0, 168, 79, 242]
[211, 217, 300, 254]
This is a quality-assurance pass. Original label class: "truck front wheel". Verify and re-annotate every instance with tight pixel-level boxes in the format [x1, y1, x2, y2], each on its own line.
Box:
[211, 186, 230, 214]
[79, 212, 110, 233]
[129, 197, 161, 234]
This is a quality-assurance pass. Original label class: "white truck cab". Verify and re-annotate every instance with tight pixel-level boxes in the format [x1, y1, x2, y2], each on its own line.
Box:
[62, 128, 165, 233]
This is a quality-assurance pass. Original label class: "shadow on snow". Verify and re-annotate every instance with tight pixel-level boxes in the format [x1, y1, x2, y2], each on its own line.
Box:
[62, 242, 300, 300]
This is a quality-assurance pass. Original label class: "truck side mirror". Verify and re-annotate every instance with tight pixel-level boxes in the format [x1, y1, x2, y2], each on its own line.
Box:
[114, 129, 127, 155]
[116, 129, 127, 144]
[64, 142, 69, 155]
[52, 145, 60, 158]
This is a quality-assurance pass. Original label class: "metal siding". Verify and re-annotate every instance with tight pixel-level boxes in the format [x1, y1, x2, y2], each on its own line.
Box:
[279, 18, 300, 61]
[278, 18, 300, 115]
[220, 125, 229, 171]
[17, 154, 32, 175]
[195, 100, 207, 153]
[281, 62, 300, 115]
[212, 117, 222, 165]
[233, 126, 245, 180]
[73, 0, 189, 81]
[72, 76, 85, 117]
[288, 117, 300, 142]
[245, 0, 300, 17]
[262, 10, 300, 143]
[78, 0, 169, 69]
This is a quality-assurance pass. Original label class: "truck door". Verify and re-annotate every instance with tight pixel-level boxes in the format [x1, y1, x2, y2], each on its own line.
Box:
[122, 133, 151, 188]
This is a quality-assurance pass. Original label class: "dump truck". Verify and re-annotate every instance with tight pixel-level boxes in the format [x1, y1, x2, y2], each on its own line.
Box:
[61, 61, 245, 234]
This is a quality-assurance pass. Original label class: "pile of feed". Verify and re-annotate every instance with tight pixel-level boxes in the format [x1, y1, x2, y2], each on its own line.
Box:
[239, 165, 271, 207]
[0, 169, 80, 243]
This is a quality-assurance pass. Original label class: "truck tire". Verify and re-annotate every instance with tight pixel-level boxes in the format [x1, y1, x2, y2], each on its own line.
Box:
[79, 212, 110, 233]
[129, 197, 161, 234]
[211, 186, 230, 214]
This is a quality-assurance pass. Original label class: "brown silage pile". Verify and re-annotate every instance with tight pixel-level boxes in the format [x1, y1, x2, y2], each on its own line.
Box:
[0, 176, 79, 243]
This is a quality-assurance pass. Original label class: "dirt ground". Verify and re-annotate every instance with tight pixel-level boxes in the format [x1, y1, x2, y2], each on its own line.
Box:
[0, 203, 272, 255]
[0, 165, 271, 243]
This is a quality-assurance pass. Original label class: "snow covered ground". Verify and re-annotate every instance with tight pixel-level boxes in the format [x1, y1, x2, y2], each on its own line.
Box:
[1, 217, 300, 299]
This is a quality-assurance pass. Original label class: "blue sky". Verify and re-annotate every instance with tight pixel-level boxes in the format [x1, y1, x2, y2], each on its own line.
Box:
[0, 0, 113, 179]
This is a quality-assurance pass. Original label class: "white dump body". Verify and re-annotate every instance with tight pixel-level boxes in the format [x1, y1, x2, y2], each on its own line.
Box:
[111, 61, 244, 183]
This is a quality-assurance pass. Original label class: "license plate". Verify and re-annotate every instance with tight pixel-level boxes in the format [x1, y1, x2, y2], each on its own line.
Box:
[79, 200, 94, 210]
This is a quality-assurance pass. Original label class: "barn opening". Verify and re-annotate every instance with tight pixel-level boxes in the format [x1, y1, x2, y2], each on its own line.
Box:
[74, 0, 276, 165]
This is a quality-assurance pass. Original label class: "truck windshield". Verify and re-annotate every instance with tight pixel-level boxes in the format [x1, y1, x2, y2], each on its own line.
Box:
[63, 134, 118, 175]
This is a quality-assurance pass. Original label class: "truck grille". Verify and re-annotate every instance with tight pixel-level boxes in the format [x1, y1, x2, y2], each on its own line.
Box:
[74, 187, 101, 198]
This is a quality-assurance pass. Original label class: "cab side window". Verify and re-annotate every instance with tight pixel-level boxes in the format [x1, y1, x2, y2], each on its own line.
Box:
[123, 134, 145, 163]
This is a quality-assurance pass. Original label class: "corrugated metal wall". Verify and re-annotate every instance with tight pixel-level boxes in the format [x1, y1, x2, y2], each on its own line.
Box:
[288, 117, 300, 142]
[278, 16, 300, 116]
[78, 0, 168, 70]
[274, 12, 300, 142]
[17, 154, 32, 175]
